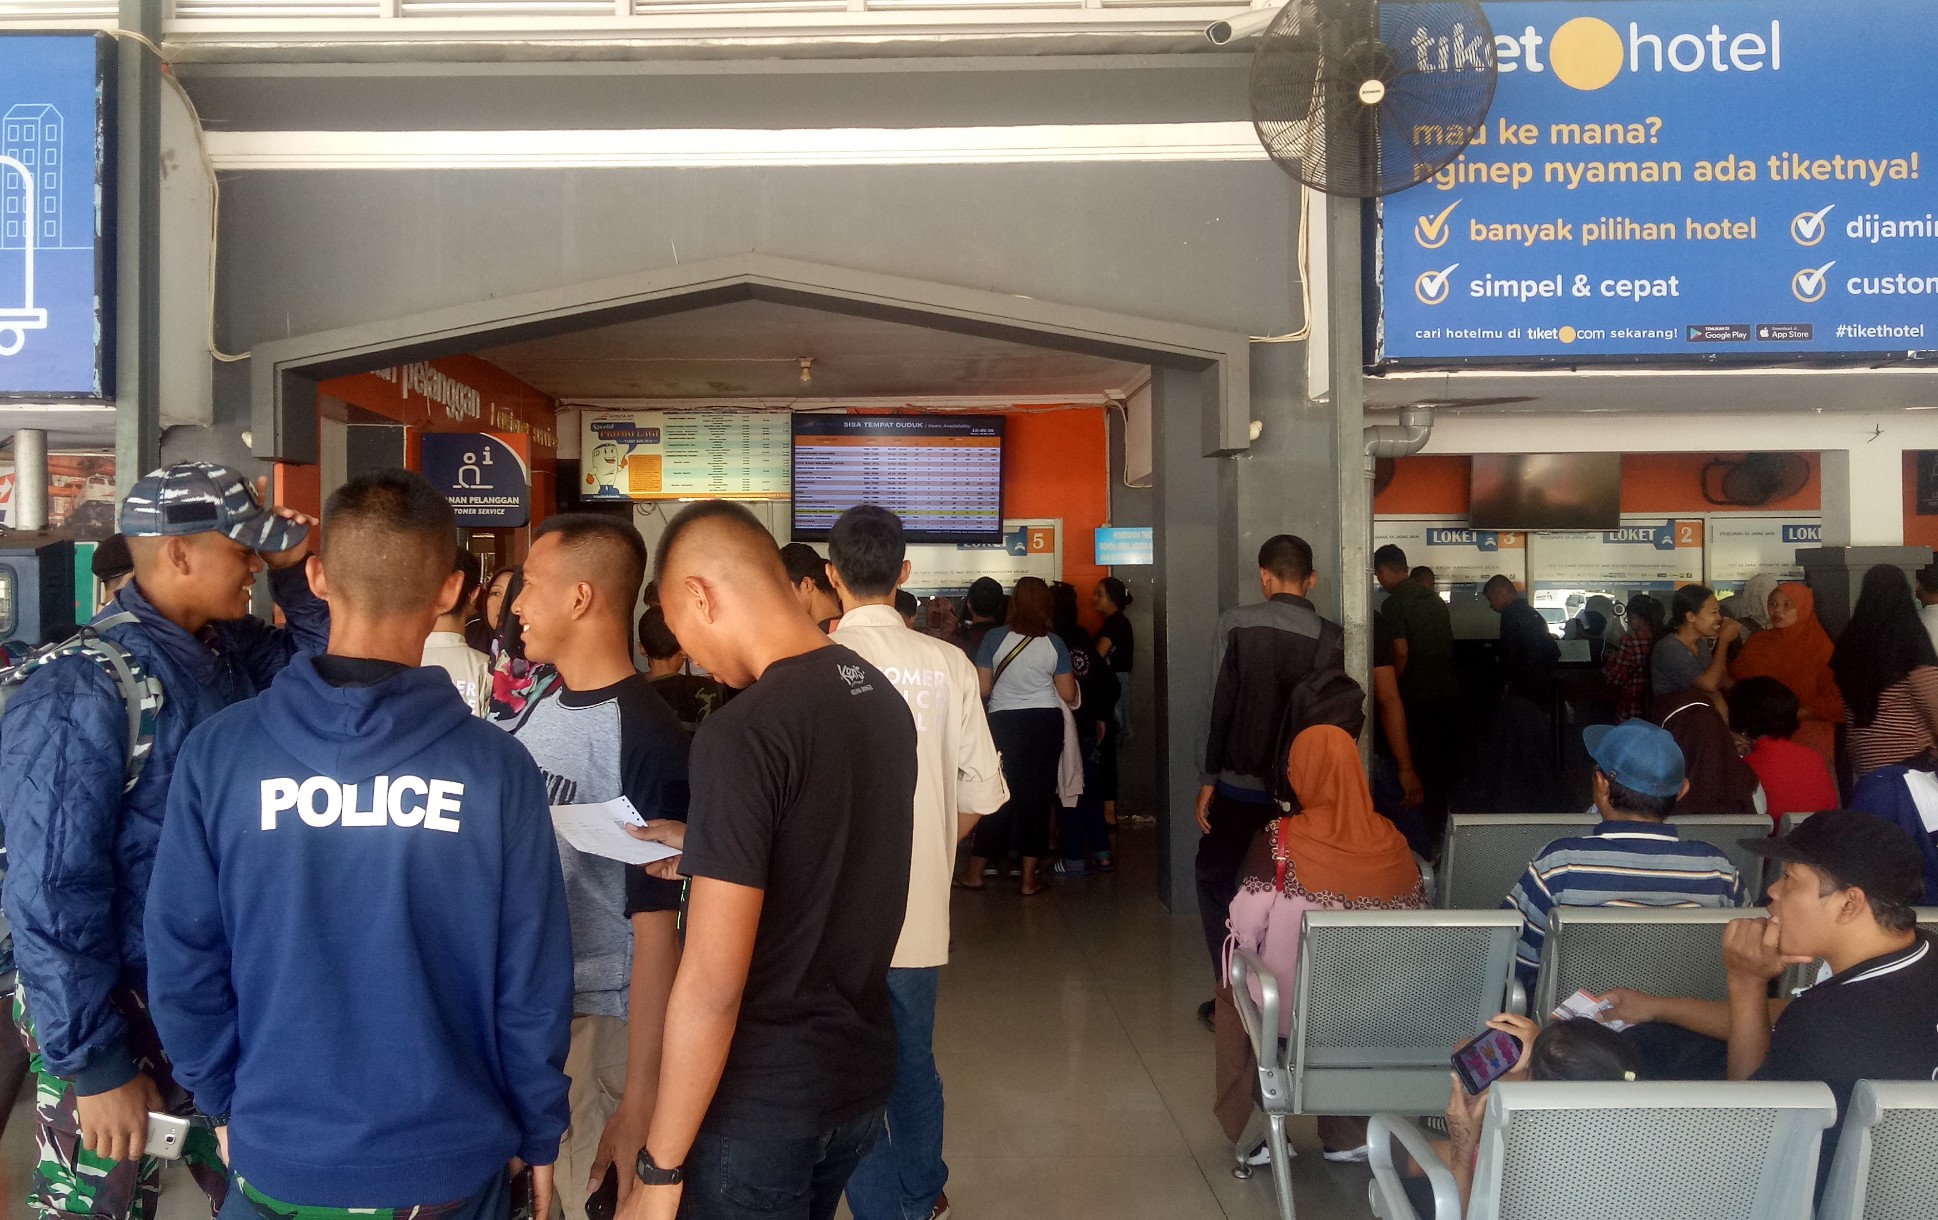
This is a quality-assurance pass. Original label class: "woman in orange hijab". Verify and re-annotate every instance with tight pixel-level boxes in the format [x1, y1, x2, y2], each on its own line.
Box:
[1731, 582, 1843, 763]
[1216, 725, 1427, 1158]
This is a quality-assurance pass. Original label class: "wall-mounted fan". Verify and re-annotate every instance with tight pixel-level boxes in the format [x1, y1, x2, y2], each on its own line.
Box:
[1701, 454, 1813, 508]
[1250, 0, 1498, 198]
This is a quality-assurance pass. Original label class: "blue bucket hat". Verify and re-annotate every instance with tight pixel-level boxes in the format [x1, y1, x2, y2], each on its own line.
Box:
[118, 461, 308, 555]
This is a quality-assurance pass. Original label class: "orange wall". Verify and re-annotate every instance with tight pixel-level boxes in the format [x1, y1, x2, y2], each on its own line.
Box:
[279, 357, 560, 555]
[1003, 408, 1112, 630]
[1375, 453, 1823, 517]
[1375, 455, 1471, 515]
[1904, 452, 1938, 549]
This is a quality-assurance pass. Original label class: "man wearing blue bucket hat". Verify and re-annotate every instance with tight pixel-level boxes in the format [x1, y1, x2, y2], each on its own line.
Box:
[0, 462, 325, 1218]
[1504, 719, 1747, 986]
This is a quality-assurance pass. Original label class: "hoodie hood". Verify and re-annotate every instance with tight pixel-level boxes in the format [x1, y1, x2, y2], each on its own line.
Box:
[256, 654, 476, 782]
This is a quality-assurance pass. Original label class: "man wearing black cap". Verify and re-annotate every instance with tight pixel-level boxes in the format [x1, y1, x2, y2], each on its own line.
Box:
[0, 462, 322, 1218]
[1607, 810, 1938, 1193]
[91, 533, 136, 607]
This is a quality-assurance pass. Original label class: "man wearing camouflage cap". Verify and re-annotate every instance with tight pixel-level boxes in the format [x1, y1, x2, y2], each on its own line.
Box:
[0, 462, 325, 1219]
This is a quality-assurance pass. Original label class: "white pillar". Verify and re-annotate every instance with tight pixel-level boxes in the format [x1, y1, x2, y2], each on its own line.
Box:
[1818, 446, 1906, 548]
[13, 429, 47, 531]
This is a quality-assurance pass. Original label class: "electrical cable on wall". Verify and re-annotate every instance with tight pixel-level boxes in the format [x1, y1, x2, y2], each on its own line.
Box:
[108, 29, 250, 364]
[1249, 186, 1313, 344]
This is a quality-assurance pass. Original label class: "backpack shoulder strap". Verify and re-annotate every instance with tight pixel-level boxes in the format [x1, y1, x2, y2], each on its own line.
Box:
[75, 626, 163, 794]
[1316, 617, 1346, 669]
[6, 616, 163, 794]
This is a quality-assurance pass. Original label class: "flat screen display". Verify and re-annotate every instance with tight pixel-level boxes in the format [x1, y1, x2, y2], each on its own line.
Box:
[791, 414, 1005, 544]
[1469, 454, 1623, 532]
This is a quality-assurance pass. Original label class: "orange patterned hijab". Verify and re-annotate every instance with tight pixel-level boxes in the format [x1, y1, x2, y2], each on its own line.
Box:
[1275, 726, 1422, 902]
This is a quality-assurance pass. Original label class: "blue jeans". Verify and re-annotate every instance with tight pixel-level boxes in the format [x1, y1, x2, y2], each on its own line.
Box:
[843, 968, 946, 1220]
[682, 1108, 886, 1220]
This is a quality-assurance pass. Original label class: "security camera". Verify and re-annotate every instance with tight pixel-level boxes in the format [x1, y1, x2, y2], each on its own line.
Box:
[1206, 5, 1280, 45]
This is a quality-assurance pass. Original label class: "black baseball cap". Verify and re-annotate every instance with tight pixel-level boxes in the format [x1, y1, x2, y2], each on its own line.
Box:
[1741, 810, 1925, 906]
[91, 533, 134, 581]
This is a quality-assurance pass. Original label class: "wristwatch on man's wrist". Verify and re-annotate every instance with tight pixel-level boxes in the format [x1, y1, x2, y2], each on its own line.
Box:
[635, 1149, 684, 1187]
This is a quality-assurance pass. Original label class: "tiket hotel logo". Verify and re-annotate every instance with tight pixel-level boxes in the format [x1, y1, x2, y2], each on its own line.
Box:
[1483, 15, 1782, 91]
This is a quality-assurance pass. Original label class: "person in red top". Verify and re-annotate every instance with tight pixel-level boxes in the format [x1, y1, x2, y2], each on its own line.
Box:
[1730, 676, 1839, 825]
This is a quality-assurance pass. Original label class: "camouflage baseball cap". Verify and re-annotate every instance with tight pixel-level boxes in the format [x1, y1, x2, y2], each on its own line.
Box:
[119, 461, 308, 554]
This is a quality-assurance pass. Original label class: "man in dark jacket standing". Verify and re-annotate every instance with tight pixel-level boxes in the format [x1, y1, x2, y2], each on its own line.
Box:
[147, 471, 573, 1219]
[1194, 535, 1336, 1013]
[0, 462, 324, 1218]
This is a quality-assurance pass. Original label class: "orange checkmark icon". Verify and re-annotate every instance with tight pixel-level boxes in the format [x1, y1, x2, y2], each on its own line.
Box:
[1415, 200, 1461, 249]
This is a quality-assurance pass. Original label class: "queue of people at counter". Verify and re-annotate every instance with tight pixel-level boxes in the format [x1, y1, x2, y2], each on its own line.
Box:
[1366, 552, 1938, 898]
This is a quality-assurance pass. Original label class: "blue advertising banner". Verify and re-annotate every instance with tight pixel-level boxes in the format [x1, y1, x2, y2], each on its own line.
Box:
[0, 34, 112, 398]
[421, 433, 531, 529]
[1376, 0, 1938, 364]
[1094, 526, 1154, 566]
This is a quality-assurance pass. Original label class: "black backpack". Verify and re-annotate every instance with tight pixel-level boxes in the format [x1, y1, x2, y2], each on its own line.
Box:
[1268, 619, 1367, 809]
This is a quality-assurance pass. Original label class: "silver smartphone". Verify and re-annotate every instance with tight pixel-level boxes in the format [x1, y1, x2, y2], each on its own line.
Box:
[145, 1112, 191, 1160]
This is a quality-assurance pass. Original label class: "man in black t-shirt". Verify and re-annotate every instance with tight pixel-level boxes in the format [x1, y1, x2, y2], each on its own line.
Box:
[1609, 811, 1938, 1199]
[619, 502, 916, 1220]
[1732, 812, 1938, 1194]
[511, 515, 690, 1219]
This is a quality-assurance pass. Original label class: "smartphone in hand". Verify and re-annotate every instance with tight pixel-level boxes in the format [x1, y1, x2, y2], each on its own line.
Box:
[509, 1167, 536, 1220]
[144, 1113, 191, 1160]
[1451, 1026, 1524, 1096]
[586, 1163, 620, 1220]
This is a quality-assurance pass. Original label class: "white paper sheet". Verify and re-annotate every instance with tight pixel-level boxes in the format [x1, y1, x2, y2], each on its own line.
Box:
[550, 797, 680, 866]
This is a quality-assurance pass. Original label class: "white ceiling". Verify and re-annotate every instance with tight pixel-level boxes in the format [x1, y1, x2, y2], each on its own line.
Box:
[0, 405, 119, 453]
[476, 298, 1148, 401]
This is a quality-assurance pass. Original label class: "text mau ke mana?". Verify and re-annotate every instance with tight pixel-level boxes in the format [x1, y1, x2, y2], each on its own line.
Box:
[1416, 118, 1921, 194]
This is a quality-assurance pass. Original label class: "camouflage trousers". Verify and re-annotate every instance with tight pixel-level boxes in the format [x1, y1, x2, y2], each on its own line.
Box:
[227, 1174, 511, 1220]
[12, 987, 228, 1220]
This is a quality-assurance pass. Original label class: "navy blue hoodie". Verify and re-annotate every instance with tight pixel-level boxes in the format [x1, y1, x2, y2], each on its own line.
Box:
[145, 654, 573, 1206]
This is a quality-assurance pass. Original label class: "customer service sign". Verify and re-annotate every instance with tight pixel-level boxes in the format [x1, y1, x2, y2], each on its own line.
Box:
[1375, 1, 1937, 364]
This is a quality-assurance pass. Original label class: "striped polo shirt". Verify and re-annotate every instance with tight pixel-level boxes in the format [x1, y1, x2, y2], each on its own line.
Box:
[1505, 818, 1746, 982]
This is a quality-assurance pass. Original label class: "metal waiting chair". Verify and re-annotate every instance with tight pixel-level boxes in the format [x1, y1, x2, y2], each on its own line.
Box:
[1533, 905, 1749, 1017]
[1438, 814, 1595, 910]
[1818, 1080, 1938, 1220]
[1368, 1080, 1837, 1220]
[1227, 909, 1523, 1220]
[1666, 812, 1776, 892]
[1440, 812, 1770, 912]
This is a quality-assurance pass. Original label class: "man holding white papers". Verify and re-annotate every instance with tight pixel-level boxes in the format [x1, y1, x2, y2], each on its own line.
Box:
[511, 515, 691, 1220]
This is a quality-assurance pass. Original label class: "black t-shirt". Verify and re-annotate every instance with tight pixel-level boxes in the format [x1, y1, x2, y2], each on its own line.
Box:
[680, 644, 917, 1138]
[1756, 931, 1938, 1193]
[650, 672, 724, 735]
[1372, 615, 1397, 758]
[1098, 611, 1135, 673]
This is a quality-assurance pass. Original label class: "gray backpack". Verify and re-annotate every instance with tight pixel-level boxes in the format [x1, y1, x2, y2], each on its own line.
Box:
[0, 613, 164, 794]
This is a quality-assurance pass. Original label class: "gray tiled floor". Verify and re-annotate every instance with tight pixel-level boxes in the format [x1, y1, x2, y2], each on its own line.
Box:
[0, 827, 1377, 1220]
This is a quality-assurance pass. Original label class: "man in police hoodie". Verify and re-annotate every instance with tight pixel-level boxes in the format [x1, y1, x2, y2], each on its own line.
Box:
[146, 470, 575, 1220]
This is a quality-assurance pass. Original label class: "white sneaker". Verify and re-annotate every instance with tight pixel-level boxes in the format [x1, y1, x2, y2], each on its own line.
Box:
[1322, 1144, 1370, 1164]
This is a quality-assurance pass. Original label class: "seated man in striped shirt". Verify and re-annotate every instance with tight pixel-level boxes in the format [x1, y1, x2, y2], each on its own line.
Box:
[1506, 721, 1745, 985]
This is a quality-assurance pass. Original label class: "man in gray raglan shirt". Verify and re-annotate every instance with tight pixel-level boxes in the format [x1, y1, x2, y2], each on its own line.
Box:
[511, 514, 690, 1220]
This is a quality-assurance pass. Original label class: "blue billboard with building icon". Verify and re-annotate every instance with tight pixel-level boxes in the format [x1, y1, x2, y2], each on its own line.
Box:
[0, 34, 112, 398]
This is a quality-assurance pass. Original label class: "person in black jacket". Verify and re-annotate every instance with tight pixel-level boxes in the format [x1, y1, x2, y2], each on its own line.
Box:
[1194, 535, 1336, 1021]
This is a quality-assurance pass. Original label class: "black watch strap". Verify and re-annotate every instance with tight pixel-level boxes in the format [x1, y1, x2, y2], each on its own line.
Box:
[636, 1149, 684, 1187]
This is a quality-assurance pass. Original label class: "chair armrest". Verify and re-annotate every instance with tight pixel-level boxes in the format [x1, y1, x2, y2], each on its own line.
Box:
[1367, 1113, 1463, 1220]
[1228, 949, 1279, 1066]
[1505, 976, 1528, 1017]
